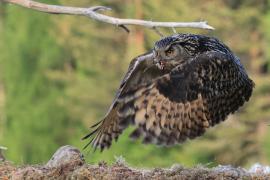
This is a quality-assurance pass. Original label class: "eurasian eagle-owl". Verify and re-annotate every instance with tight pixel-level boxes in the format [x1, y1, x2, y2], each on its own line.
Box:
[83, 33, 254, 151]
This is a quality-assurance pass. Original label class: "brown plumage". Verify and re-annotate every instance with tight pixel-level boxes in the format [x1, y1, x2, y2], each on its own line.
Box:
[82, 34, 254, 151]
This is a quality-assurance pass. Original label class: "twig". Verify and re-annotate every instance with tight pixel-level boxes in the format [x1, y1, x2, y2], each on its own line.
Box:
[152, 27, 164, 37]
[118, 24, 130, 33]
[172, 27, 177, 33]
[2, 0, 215, 34]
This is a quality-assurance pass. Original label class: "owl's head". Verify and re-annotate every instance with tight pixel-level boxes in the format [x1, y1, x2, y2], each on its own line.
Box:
[153, 34, 228, 70]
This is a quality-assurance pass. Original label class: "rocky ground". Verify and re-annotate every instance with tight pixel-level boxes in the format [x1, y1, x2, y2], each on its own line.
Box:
[0, 145, 269, 180]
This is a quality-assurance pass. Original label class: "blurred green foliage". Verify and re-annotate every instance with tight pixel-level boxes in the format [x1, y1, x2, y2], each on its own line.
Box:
[0, 0, 270, 167]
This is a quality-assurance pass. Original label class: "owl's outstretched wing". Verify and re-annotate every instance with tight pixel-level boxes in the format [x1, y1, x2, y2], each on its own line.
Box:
[117, 51, 254, 146]
[82, 51, 165, 151]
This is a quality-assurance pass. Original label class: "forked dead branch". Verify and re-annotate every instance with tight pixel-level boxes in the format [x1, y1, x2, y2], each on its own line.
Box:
[2, 0, 214, 34]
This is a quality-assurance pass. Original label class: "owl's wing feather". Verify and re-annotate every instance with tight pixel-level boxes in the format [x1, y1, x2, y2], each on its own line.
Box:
[117, 51, 254, 146]
[82, 51, 165, 151]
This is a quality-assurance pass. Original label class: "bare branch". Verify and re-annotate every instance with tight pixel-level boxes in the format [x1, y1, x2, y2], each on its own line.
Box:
[2, 0, 215, 33]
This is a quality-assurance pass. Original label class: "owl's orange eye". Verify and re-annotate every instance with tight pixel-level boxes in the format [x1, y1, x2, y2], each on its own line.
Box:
[165, 47, 174, 56]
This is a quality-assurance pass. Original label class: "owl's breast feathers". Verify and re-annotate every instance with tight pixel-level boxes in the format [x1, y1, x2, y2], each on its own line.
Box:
[83, 34, 254, 151]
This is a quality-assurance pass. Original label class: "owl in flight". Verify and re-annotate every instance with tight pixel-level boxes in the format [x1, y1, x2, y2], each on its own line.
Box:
[83, 34, 254, 151]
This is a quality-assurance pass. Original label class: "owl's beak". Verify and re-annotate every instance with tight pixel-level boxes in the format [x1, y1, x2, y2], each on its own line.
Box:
[153, 52, 165, 70]
[159, 61, 165, 70]
[155, 59, 165, 70]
